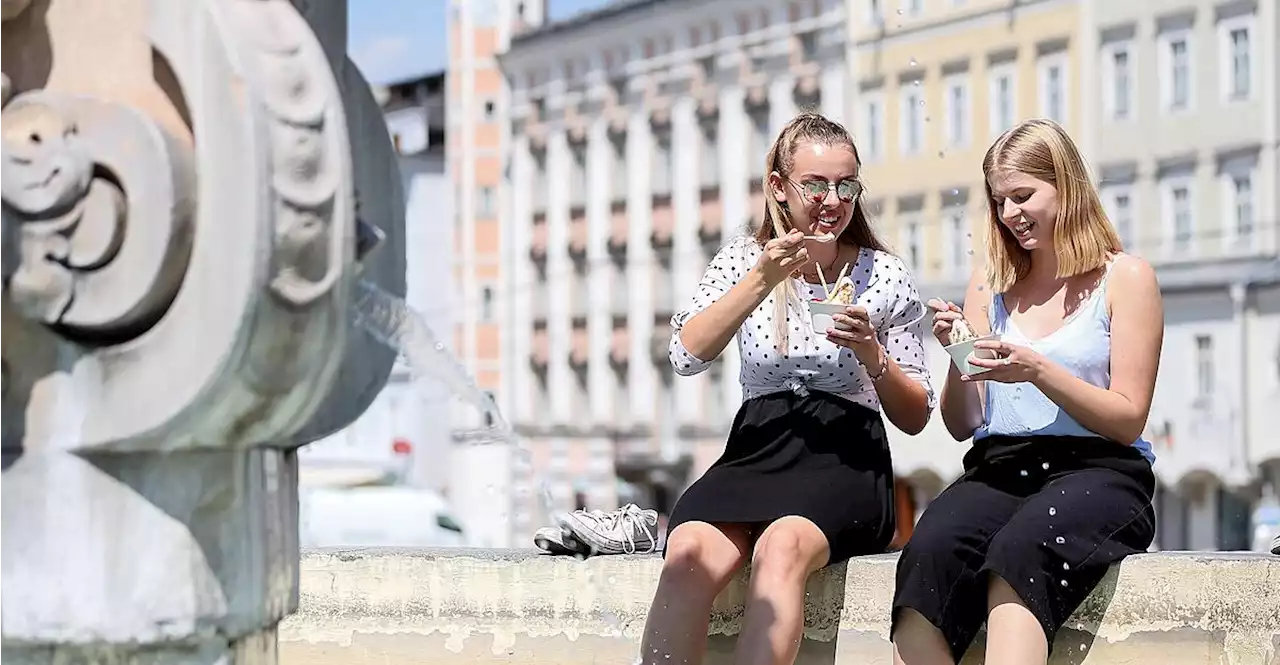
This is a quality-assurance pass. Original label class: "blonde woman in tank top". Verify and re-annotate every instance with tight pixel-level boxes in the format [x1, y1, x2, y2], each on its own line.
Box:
[891, 119, 1164, 665]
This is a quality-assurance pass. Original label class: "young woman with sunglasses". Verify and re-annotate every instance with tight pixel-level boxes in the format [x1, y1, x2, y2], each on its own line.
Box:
[635, 113, 935, 665]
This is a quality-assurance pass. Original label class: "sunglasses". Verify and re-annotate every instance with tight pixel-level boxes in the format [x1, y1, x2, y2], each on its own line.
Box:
[791, 178, 863, 204]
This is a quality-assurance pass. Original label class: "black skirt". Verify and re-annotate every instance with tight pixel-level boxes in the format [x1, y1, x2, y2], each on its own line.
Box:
[891, 435, 1156, 660]
[664, 389, 897, 565]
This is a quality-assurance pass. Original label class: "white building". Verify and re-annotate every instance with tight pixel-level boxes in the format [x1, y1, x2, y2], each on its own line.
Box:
[489, 0, 1280, 551]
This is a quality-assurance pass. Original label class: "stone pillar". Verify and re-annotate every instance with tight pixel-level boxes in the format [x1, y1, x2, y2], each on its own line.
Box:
[626, 106, 656, 424]
[510, 136, 535, 425]
[545, 129, 574, 425]
[671, 96, 704, 427]
[719, 85, 749, 420]
[586, 117, 614, 423]
[1, 1, 405, 663]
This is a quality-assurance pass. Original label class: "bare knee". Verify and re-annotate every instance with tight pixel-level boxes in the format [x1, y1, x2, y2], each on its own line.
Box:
[661, 524, 747, 596]
[751, 518, 828, 583]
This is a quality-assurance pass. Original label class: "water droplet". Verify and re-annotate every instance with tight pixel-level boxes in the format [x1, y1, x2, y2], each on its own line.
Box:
[1019, 469, 1029, 477]
[909, 57, 918, 66]
[918, 99, 926, 107]
[913, 79, 922, 87]
[1029, 576, 1035, 583]
[1060, 579, 1069, 587]
[897, 8, 905, 15]
[952, 188, 960, 196]
[937, 150, 945, 158]
[967, 249, 975, 255]
[1055, 536, 1066, 544]
[1042, 462, 1051, 470]
[1080, 643, 1088, 652]
[1048, 507, 1057, 516]
[1063, 562, 1071, 570]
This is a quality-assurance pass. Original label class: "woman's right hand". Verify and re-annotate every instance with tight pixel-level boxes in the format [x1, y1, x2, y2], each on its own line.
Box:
[753, 230, 808, 287]
[926, 298, 965, 347]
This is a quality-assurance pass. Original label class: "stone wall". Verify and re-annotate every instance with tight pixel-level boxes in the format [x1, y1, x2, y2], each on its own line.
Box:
[279, 549, 1280, 664]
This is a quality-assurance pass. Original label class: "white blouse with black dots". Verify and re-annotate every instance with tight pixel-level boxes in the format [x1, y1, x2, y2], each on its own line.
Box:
[668, 234, 937, 414]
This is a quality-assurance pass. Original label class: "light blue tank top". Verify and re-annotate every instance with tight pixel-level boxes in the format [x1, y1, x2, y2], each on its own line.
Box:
[974, 263, 1155, 464]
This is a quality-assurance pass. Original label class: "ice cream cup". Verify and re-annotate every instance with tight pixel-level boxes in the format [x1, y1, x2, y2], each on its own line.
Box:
[944, 333, 1002, 376]
[810, 301, 847, 333]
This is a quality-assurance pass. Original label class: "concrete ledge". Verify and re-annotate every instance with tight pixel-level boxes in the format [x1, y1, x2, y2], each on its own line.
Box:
[279, 549, 1280, 664]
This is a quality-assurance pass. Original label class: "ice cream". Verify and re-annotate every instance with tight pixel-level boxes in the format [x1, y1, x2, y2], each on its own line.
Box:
[827, 276, 855, 305]
[948, 316, 979, 345]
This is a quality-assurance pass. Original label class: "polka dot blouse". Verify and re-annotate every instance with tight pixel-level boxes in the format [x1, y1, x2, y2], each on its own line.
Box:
[668, 234, 937, 414]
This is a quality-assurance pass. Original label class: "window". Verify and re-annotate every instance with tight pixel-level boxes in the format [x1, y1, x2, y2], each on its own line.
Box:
[944, 75, 969, 147]
[902, 0, 922, 17]
[481, 285, 495, 322]
[900, 88, 924, 155]
[700, 125, 719, 187]
[1194, 335, 1213, 402]
[1038, 54, 1067, 124]
[1105, 188, 1134, 249]
[901, 218, 922, 271]
[1163, 178, 1194, 256]
[1219, 16, 1255, 101]
[867, 0, 882, 24]
[652, 133, 672, 195]
[610, 138, 627, 201]
[862, 96, 884, 160]
[988, 64, 1016, 137]
[478, 186, 495, 218]
[1104, 44, 1133, 119]
[947, 211, 969, 276]
[569, 148, 587, 206]
[1227, 172, 1255, 245]
[1162, 33, 1192, 111]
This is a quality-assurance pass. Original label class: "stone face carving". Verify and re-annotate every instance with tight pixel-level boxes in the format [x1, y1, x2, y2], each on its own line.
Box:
[2, 92, 194, 338]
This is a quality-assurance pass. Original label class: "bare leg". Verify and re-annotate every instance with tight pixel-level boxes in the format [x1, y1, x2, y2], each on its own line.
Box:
[638, 522, 752, 665]
[732, 516, 829, 665]
[984, 575, 1048, 665]
[891, 608, 955, 665]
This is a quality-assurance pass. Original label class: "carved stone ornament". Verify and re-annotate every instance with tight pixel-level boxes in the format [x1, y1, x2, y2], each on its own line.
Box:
[230, 0, 348, 308]
[1, 92, 195, 338]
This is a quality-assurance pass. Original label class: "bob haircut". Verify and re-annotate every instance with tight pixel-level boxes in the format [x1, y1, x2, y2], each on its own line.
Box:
[755, 112, 888, 353]
[982, 118, 1121, 293]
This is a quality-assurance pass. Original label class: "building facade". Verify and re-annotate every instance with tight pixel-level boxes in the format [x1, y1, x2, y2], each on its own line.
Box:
[1079, 0, 1279, 550]
[487, 0, 1280, 551]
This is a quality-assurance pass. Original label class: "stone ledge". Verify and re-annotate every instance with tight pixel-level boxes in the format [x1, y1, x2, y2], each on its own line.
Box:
[279, 548, 1280, 664]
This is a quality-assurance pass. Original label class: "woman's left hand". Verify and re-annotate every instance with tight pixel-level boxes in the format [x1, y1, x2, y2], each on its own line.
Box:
[827, 305, 883, 370]
[961, 339, 1045, 383]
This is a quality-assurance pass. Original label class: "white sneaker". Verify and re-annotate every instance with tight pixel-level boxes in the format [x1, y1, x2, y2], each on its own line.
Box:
[557, 504, 659, 555]
[533, 525, 586, 556]
[1271, 533, 1279, 555]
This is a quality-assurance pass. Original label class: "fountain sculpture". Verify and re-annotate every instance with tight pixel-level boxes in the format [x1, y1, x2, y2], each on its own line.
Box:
[1, 0, 406, 662]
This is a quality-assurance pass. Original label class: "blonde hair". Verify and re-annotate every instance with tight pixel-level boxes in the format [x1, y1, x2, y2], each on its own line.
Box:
[982, 118, 1121, 293]
[754, 112, 888, 353]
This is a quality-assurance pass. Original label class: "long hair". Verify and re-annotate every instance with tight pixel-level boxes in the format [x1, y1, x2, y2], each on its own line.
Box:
[753, 112, 889, 353]
[982, 118, 1121, 292]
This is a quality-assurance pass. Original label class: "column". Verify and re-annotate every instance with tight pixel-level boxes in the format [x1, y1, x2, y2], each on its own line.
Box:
[586, 117, 614, 422]
[672, 97, 705, 426]
[1077, 0, 1100, 160]
[546, 130, 573, 425]
[820, 60, 847, 124]
[626, 108, 656, 423]
[718, 85, 749, 422]
[509, 136, 535, 425]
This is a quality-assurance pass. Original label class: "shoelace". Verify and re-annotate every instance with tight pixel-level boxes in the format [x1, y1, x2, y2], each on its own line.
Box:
[578, 504, 659, 554]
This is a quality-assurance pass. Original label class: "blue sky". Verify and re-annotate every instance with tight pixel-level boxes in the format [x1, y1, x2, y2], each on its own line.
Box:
[348, 0, 612, 85]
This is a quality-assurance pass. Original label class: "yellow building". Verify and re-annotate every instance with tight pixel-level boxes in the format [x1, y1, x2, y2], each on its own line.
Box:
[850, 0, 1081, 298]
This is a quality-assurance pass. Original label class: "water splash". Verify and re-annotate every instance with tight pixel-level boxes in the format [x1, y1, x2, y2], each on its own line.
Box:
[351, 279, 555, 533]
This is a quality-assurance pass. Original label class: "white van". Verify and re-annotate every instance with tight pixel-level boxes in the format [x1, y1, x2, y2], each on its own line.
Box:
[299, 485, 466, 548]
